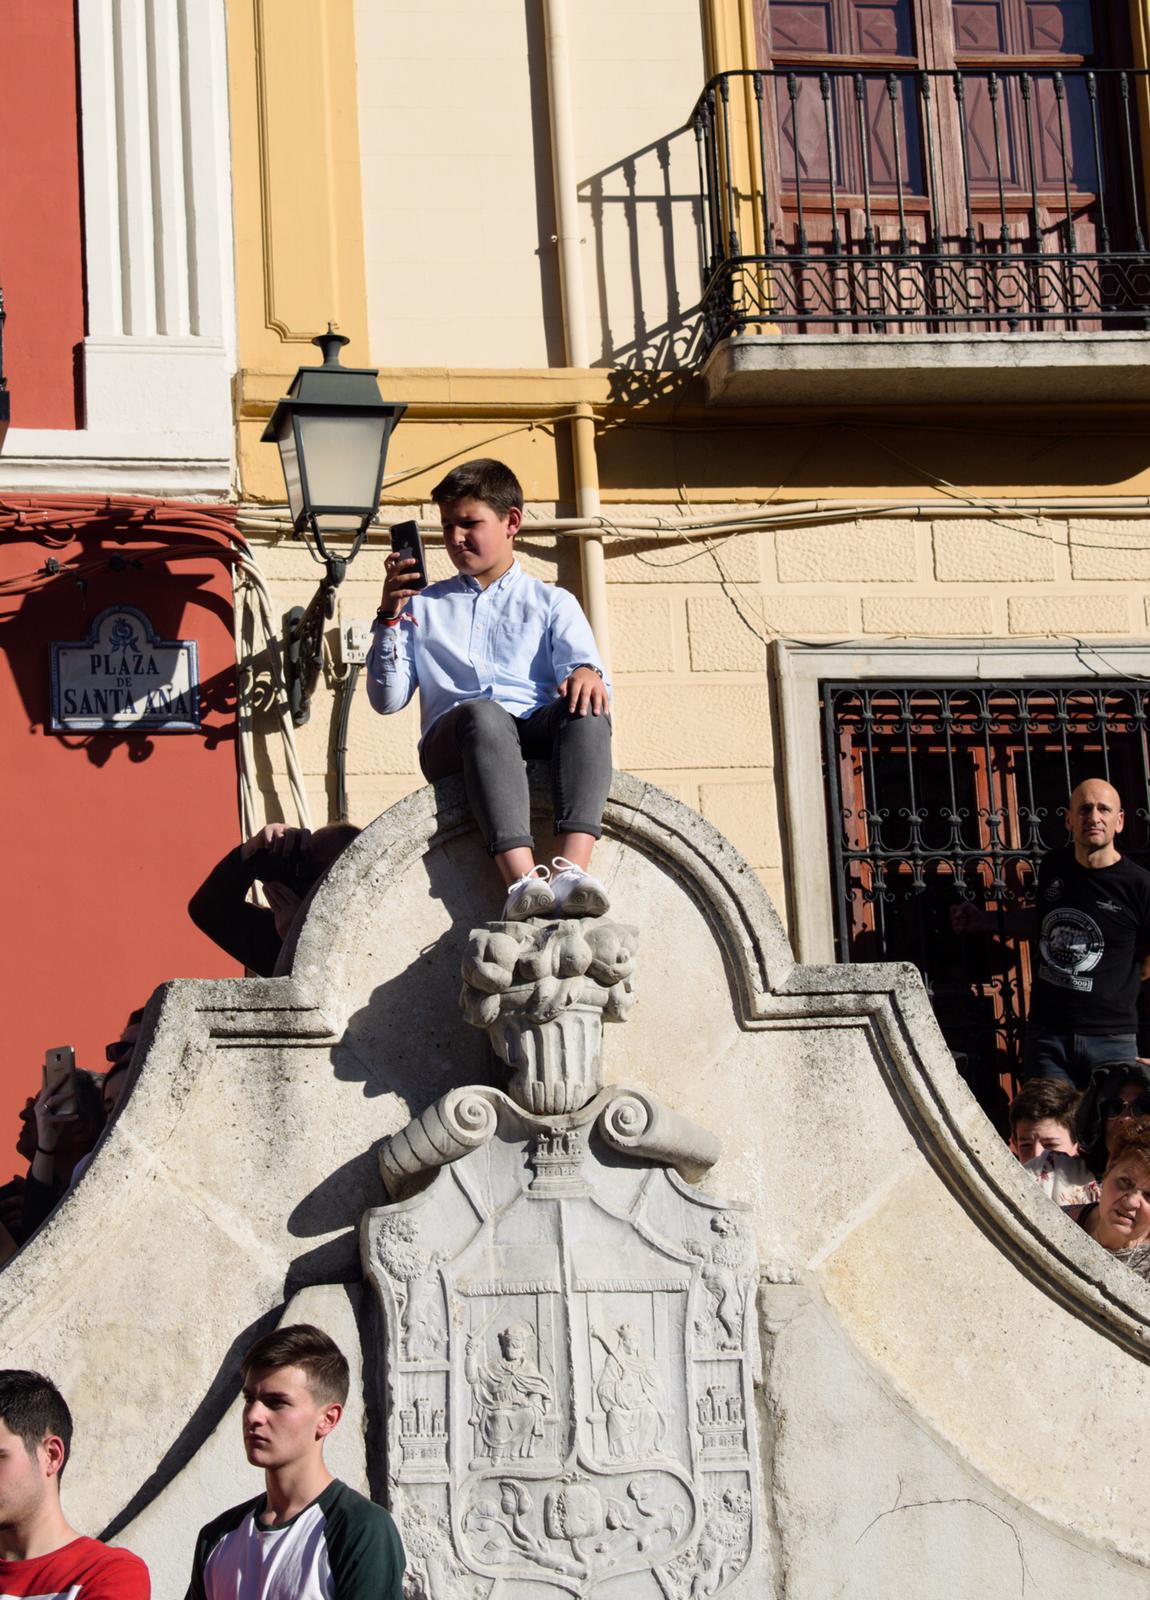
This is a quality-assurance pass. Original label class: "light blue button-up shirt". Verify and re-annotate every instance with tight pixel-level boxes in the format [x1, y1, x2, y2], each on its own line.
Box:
[365, 561, 609, 745]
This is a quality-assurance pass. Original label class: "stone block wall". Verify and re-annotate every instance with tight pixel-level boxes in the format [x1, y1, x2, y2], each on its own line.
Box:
[241, 508, 1150, 930]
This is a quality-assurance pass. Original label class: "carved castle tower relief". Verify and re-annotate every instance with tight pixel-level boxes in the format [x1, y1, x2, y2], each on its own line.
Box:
[363, 917, 763, 1599]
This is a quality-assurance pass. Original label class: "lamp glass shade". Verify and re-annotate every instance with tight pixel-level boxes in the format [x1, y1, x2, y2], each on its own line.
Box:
[274, 412, 306, 530]
[296, 411, 390, 533]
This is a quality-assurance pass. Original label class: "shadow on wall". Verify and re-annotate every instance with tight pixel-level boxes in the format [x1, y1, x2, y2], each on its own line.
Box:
[0, 514, 237, 764]
[579, 124, 708, 373]
[110, 783, 513, 1536]
[523, 0, 569, 369]
[103, 1308, 275, 1542]
[328, 822, 501, 1122]
[288, 781, 531, 1277]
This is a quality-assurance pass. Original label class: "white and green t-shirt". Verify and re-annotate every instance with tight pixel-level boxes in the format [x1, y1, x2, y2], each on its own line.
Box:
[186, 1479, 403, 1600]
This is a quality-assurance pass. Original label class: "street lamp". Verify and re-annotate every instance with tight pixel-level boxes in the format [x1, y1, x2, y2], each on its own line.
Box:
[262, 325, 406, 724]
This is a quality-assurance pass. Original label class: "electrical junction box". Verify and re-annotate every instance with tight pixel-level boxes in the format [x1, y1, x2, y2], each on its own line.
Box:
[339, 618, 372, 666]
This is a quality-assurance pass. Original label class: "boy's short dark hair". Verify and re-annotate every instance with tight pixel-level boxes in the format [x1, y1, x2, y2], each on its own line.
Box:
[1009, 1077, 1080, 1133]
[430, 458, 523, 519]
[241, 1323, 349, 1407]
[0, 1371, 73, 1473]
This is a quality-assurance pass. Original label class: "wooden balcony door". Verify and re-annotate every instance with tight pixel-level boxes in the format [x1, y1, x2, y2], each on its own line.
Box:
[752, 0, 1133, 330]
[946, 0, 1133, 327]
[754, 0, 931, 330]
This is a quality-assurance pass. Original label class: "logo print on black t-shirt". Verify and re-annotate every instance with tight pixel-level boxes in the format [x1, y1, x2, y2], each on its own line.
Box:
[1039, 906, 1105, 992]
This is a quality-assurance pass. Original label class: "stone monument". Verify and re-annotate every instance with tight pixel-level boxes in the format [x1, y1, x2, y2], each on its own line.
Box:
[4, 774, 1150, 1599]
[364, 918, 763, 1599]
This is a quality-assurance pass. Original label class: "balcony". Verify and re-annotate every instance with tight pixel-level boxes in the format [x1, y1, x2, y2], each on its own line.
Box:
[694, 68, 1150, 407]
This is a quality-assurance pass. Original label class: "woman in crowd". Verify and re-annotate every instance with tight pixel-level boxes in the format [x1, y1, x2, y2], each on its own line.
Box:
[1073, 1061, 1150, 1178]
[20, 1068, 105, 1238]
[1065, 1117, 1150, 1281]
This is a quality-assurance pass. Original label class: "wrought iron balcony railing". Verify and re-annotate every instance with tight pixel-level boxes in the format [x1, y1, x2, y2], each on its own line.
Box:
[693, 67, 1150, 348]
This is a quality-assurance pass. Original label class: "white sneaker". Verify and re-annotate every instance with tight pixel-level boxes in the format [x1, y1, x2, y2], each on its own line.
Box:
[550, 857, 610, 918]
[502, 864, 556, 921]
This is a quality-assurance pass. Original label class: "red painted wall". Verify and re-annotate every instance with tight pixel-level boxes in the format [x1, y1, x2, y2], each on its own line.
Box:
[0, 499, 244, 1164]
[0, 0, 85, 428]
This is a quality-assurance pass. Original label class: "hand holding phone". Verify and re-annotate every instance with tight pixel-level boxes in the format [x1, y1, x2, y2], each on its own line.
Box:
[42, 1046, 78, 1118]
[382, 521, 427, 618]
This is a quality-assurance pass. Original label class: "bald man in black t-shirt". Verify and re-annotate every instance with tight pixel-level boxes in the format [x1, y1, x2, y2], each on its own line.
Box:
[951, 778, 1150, 1089]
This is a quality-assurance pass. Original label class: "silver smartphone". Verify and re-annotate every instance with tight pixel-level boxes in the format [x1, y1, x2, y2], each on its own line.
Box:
[42, 1046, 78, 1117]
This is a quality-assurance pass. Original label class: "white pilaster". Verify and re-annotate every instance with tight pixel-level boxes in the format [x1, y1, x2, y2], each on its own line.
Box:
[0, 0, 235, 494]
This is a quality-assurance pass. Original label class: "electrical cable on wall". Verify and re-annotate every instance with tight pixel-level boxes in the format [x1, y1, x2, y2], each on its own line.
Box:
[232, 554, 313, 833]
[0, 493, 313, 836]
[334, 665, 361, 825]
[237, 495, 1150, 550]
[320, 629, 358, 825]
[14, 480, 1150, 838]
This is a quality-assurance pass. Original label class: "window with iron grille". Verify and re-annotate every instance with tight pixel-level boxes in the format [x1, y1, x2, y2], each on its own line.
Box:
[821, 679, 1150, 1120]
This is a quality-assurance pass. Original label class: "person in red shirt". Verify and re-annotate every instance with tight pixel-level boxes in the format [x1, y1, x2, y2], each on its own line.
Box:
[0, 1369, 149, 1598]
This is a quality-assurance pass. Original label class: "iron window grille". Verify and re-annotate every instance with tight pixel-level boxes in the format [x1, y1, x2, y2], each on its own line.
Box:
[821, 680, 1150, 1119]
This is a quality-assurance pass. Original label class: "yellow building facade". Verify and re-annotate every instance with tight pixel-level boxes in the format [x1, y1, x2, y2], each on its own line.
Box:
[225, 0, 1150, 1100]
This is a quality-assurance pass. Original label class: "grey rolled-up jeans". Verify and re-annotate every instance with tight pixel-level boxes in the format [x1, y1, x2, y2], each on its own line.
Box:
[419, 697, 613, 855]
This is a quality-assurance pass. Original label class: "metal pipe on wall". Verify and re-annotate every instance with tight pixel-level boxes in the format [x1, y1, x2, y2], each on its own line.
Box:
[541, 0, 612, 672]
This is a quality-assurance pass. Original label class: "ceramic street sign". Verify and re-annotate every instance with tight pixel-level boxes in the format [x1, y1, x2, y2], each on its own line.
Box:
[50, 605, 200, 732]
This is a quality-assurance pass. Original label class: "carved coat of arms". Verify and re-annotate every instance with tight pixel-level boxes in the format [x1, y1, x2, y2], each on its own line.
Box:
[362, 919, 763, 1599]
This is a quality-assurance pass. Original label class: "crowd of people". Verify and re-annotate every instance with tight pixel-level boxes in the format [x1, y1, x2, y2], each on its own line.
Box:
[956, 774, 1150, 1281]
[1008, 1066, 1150, 1276]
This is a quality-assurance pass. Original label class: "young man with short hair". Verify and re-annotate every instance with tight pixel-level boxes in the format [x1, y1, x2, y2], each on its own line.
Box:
[1009, 1077, 1097, 1205]
[186, 1324, 403, 1600]
[0, 1369, 149, 1598]
[1009, 1077, 1080, 1164]
[367, 457, 613, 921]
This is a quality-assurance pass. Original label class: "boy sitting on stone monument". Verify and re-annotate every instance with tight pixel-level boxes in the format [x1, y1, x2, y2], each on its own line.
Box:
[367, 458, 613, 920]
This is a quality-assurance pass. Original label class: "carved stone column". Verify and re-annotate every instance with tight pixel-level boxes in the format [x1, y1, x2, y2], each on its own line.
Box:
[460, 919, 638, 1114]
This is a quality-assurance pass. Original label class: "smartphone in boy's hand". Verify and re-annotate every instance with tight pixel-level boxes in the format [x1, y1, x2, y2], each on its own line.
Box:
[389, 521, 427, 590]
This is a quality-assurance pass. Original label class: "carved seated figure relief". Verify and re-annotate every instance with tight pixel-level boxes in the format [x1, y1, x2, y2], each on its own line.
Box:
[594, 1323, 667, 1461]
[466, 1322, 554, 1462]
